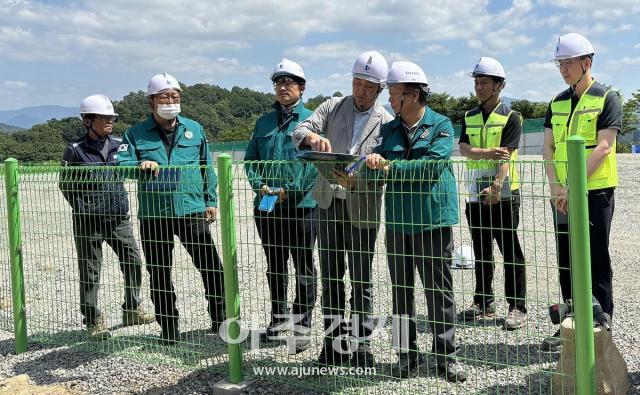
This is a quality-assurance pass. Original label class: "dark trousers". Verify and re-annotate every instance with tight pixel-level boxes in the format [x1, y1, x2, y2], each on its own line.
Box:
[386, 226, 457, 364]
[139, 215, 225, 332]
[554, 188, 615, 316]
[318, 199, 377, 345]
[72, 216, 143, 325]
[254, 207, 318, 328]
[465, 191, 526, 311]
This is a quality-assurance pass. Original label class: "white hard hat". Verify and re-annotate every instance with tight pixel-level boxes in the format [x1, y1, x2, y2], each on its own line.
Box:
[470, 57, 506, 79]
[147, 72, 181, 96]
[553, 33, 595, 61]
[79, 94, 117, 116]
[386, 61, 428, 87]
[270, 58, 306, 82]
[351, 50, 389, 84]
[451, 245, 475, 269]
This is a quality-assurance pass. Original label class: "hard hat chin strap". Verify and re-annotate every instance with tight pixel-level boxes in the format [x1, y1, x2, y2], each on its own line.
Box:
[571, 60, 587, 90]
[395, 95, 404, 118]
[480, 81, 504, 106]
[85, 118, 105, 140]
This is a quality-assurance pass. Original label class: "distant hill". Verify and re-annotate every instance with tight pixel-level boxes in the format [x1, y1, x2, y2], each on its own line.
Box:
[0, 105, 77, 129]
[502, 97, 516, 106]
[0, 122, 25, 134]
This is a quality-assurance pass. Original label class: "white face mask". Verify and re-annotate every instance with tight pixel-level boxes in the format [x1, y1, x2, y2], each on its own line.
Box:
[156, 103, 181, 120]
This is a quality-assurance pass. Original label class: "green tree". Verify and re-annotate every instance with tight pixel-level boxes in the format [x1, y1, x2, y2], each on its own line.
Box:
[511, 99, 548, 119]
[621, 89, 640, 136]
[305, 94, 332, 111]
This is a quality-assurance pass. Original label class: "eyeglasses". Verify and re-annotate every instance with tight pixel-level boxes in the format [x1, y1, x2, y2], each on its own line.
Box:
[555, 58, 581, 69]
[389, 90, 413, 98]
[155, 93, 181, 103]
[273, 78, 299, 89]
[94, 115, 118, 123]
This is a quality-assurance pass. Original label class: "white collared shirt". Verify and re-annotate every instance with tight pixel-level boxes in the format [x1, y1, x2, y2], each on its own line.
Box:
[351, 106, 373, 154]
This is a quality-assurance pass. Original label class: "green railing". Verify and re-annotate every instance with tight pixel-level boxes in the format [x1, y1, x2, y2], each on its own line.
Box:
[0, 142, 597, 394]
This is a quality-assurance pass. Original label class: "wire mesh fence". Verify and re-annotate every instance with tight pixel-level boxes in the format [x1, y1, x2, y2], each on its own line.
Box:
[1, 156, 588, 393]
[232, 157, 571, 393]
[11, 164, 228, 370]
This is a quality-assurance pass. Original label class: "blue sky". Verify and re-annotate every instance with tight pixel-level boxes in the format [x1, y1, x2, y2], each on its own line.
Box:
[1, 0, 639, 111]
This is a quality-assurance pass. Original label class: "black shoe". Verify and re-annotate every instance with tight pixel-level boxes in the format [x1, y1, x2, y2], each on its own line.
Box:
[211, 319, 223, 336]
[288, 328, 312, 355]
[160, 325, 181, 345]
[317, 346, 350, 367]
[460, 302, 496, 322]
[260, 317, 292, 342]
[391, 353, 423, 378]
[437, 361, 467, 383]
[542, 328, 562, 351]
[351, 346, 375, 368]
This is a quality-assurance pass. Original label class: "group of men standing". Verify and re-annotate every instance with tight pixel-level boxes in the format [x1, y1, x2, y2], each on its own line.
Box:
[59, 31, 620, 384]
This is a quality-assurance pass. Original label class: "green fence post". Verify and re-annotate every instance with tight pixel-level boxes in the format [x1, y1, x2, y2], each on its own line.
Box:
[4, 158, 27, 354]
[216, 154, 244, 384]
[566, 136, 595, 395]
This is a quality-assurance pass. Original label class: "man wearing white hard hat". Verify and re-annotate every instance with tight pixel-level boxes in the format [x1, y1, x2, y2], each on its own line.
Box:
[458, 57, 528, 330]
[244, 59, 318, 353]
[117, 73, 225, 344]
[365, 61, 466, 382]
[542, 33, 622, 350]
[292, 51, 393, 367]
[59, 95, 154, 340]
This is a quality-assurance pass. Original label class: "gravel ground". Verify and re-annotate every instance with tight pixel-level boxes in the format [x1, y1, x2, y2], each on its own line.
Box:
[0, 154, 638, 394]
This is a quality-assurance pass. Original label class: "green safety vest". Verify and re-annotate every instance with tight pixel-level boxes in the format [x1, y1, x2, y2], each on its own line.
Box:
[550, 80, 618, 190]
[464, 102, 520, 190]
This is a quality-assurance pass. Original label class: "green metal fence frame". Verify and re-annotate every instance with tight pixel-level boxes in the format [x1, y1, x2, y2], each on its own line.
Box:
[217, 153, 244, 384]
[4, 158, 27, 354]
[566, 136, 595, 395]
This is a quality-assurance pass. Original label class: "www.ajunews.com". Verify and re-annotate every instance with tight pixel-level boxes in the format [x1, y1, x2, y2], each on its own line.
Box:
[253, 365, 376, 378]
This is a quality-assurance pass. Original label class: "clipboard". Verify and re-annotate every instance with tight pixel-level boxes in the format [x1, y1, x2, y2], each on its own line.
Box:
[290, 151, 357, 162]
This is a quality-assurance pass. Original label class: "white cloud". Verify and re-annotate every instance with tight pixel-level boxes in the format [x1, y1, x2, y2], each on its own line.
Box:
[528, 34, 560, 60]
[385, 51, 410, 63]
[466, 32, 533, 54]
[613, 24, 633, 32]
[429, 70, 475, 97]
[608, 56, 640, 67]
[306, 72, 352, 98]
[420, 44, 449, 55]
[3, 81, 29, 88]
[285, 42, 363, 63]
[590, 41, 609, 54]
[502, 61, 565, 102]
[634, 43, 640, 49]
[0, 26, 31, 42]
[539, 0, 640, 18]
[467, 39, 483, 50]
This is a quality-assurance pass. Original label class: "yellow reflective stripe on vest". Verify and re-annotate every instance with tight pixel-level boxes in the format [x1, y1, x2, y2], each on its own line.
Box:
[464, 105, 520, 190]
[550, 81, 618, 190]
